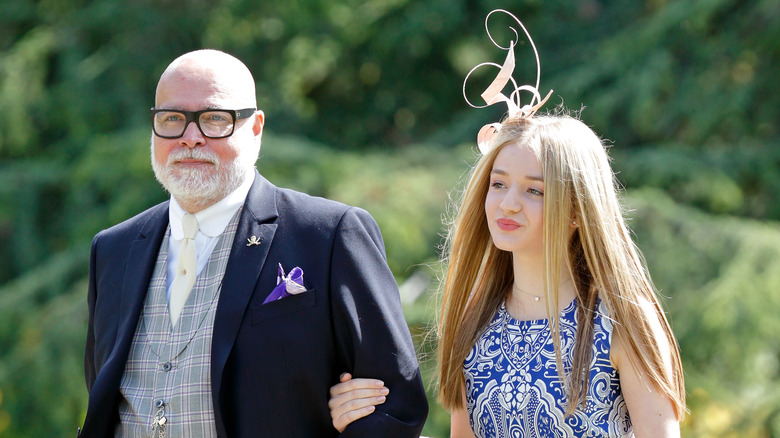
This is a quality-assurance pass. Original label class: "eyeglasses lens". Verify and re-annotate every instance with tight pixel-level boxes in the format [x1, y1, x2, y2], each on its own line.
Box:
[153, 111, 235, 138]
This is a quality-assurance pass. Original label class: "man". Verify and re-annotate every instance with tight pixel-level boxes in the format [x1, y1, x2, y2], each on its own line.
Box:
[80, 49, 428, 437]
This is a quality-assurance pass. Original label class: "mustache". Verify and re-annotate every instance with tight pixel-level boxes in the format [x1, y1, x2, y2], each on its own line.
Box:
[167, 148, 219, 165]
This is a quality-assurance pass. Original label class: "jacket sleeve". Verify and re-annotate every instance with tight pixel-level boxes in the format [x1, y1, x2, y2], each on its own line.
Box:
[329, 207, 429, 437]
[84, 232, 101, 392]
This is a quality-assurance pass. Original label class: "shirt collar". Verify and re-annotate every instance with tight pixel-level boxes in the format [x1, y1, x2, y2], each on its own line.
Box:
[169, 172, 255, 239]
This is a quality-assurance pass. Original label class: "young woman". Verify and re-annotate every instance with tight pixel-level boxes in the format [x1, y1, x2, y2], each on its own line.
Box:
[329, 11, 685, 437]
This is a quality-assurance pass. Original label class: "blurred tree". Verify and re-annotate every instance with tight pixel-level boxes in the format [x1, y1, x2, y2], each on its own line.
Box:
[628, 189, 780, 437]
[0, 0, 779, 436]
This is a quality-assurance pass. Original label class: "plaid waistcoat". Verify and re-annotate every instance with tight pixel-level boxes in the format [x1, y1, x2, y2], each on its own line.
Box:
[117, 209, 241, 437]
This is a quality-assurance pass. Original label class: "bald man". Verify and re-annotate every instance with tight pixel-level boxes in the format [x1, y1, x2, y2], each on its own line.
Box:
[80, 50, 428, 437]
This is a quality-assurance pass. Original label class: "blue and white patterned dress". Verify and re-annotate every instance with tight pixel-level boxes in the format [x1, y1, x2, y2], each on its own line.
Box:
[464, 299, 633, 437]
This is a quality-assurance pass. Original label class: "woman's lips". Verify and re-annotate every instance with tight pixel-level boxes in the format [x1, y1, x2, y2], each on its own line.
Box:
[496, 218, 521, 231]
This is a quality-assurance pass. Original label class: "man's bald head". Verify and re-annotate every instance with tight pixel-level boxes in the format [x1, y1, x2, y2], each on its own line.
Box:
[156, 49, 257, 109]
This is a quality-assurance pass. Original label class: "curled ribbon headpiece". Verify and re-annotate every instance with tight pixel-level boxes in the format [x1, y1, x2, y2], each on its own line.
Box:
[463, 9, 553, 154]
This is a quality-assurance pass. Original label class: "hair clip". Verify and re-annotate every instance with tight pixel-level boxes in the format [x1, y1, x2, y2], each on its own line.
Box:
[463, 9, 553, 154]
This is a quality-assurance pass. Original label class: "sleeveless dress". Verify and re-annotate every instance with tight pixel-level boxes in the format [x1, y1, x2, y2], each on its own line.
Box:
[463, 299, 633, 437]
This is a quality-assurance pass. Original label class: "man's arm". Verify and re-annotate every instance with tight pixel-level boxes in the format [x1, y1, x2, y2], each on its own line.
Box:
[329, 207, 428, 437]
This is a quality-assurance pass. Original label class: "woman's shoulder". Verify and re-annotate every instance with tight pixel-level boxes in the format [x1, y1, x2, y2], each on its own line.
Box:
[606, 294, 672, 371]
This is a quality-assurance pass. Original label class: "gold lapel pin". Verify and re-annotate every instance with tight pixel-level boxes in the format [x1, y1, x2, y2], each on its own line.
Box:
[247, 236, 262, 246]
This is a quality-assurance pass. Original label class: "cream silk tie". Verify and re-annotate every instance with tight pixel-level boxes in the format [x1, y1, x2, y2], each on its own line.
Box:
[169, 213, 199, 326]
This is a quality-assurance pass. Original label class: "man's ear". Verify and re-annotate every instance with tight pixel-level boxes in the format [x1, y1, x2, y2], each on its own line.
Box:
[253, 110, 265, 136]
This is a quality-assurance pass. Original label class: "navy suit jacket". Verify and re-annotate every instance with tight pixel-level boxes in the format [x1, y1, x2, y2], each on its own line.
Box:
[81, 171, 428, 437]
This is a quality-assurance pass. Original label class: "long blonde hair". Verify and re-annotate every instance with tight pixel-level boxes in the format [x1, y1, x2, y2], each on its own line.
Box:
[437, 113, 686, 419]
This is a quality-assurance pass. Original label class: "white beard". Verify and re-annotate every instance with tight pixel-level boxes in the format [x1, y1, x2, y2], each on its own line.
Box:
[151, 144, 254, 209]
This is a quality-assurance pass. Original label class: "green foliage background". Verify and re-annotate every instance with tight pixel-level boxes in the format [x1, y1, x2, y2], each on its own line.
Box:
[1, 0, 778, 436]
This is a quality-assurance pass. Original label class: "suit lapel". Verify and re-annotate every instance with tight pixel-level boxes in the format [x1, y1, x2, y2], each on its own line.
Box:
[211, 173, 278, 416]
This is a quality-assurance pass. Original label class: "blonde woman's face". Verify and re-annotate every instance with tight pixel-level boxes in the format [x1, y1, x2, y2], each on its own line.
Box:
[484, 143, 545, 256]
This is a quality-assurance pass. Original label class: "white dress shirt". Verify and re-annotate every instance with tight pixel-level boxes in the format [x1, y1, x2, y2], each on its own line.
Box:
[165, 173, 255, 303]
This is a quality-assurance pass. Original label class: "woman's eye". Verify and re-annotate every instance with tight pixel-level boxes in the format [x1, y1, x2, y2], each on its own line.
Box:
[529, 188, 544, 196]
[490, 181, 505, 189]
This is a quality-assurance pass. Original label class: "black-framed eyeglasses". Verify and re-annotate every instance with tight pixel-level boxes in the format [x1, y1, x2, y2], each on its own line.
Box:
[150, 108, 256, 139]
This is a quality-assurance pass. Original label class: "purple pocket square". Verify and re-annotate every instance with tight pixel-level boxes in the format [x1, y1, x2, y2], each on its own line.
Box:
[262, 263, 307, 304]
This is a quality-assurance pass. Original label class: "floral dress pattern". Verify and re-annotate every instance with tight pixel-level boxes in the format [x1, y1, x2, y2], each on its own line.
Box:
[463, 299, 633, 437]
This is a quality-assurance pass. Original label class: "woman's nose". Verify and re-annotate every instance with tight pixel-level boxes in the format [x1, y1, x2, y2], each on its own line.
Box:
[499, 189, 522, 212]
